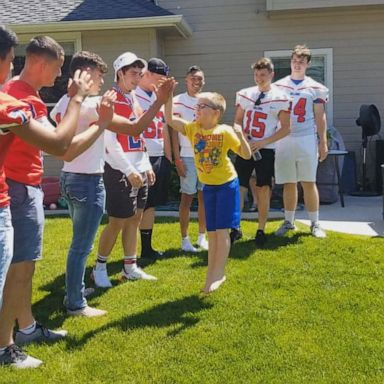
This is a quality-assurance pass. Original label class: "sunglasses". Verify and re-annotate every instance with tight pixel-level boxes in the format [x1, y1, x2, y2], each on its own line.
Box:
[195, 103, 218, 111]
[254, 92, 265, 106]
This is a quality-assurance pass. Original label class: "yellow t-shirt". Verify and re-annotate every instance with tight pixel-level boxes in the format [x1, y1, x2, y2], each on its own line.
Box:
[184, 122, 241, 185]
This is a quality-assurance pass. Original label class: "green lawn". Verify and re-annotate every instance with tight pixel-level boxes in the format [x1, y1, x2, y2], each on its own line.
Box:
[2, 217, 384, 384]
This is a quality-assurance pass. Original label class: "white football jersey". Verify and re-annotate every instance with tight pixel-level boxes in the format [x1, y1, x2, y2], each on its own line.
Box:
[51, 95, 105, 174]
[236, 85, 290, 149]
[173, 92, 197, 157]
[274, 76, 328, 137]
[135, 86, 165, 157]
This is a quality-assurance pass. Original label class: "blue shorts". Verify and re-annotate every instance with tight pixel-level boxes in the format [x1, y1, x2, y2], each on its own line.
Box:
[180, 156, 203, 195]
[203, 178, 240, 232]
[0, 205, 13, 308]
[7, 179, 44, 263]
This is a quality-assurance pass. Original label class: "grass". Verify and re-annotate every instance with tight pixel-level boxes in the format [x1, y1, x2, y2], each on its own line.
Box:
[1, 217, 384, 384]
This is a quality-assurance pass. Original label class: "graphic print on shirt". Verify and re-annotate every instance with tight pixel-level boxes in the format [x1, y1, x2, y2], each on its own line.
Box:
[193, 132, 223, 174]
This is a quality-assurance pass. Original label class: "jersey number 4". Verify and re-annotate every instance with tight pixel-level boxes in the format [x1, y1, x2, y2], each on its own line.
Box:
[293, 98, 307, 123]
[245, 111, 267, 138]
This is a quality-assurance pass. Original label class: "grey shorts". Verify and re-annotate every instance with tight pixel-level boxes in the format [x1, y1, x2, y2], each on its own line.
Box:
[7, 178, 44, 264]
[179, 156, 203, 195]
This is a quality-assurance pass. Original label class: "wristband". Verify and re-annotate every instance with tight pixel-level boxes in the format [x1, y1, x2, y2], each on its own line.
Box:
[175, 158, 183, 165]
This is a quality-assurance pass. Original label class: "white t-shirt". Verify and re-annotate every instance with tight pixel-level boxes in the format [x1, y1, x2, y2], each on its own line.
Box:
[236, 85, 290, 149]
[274, 76, 329, 137]
[173, 92, 197, 157]
[135, 86, 165, 157]
[51, 95, 105, 174]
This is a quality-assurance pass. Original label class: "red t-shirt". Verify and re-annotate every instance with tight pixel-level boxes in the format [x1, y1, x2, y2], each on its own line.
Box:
[0, 92, 32, 207]
[3, 79, 48, 186]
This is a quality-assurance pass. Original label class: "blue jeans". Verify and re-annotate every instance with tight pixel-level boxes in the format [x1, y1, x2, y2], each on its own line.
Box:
[60, 172, 105, 310]
[0, 206, 13, 309]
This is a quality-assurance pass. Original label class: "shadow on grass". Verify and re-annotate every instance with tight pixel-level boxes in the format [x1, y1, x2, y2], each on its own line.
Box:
[65, 294, 213, 350]
[33, 266, 113, 329]
[189, 232, 308, 268]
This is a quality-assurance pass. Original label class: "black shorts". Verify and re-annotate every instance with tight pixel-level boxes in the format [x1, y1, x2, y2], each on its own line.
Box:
[235, 148, 275, 188]
[103, 162, 148, 218]
[145, 156, 172, 209]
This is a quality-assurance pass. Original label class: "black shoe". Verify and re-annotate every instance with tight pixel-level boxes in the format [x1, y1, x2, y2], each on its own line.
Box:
[140, 249, 163, 260]
[230, 228, 243, 244]
[255, 230, 266, 246]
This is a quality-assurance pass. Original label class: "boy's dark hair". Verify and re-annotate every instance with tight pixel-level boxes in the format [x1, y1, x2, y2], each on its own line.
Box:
[70, 51, 108, 77]
[26, 35, 64, 60]
[0, 25, 18, 60]
[186, 65, 203, 76]
[251, 57, 274, 72]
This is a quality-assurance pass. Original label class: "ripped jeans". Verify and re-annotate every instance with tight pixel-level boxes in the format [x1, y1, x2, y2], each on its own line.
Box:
[60, 172, 105, 310]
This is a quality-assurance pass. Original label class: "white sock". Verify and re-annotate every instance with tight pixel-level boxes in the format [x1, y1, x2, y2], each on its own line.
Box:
[182, 236, 190, 242]
[123, 256, 137, 273]
[308, 211, 319, 224]
[95, 254, 108, 270]
[19, 320, 36, 335]
[197, 233, 206, 241]
[285, 210, 295, 224]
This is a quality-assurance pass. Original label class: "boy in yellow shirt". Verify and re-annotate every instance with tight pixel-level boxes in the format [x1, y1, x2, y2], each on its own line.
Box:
[165, 91, 251, 293]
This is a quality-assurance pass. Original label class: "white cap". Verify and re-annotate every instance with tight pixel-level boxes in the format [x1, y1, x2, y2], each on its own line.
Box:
[113, 52, 147, 81]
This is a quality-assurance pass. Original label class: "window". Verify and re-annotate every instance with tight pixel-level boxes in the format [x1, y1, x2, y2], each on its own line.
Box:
[265, 48, 333, 124]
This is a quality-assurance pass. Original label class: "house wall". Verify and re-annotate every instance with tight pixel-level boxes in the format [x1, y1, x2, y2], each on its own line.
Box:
[266, 0, 384, 11]
[159, 0, 384, 184]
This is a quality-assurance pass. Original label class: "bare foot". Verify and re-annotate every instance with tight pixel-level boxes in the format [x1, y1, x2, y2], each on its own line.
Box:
[201, 276, 226, 294]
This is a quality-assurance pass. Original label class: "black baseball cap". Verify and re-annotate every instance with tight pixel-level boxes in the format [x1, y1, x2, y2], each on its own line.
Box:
[147, 58, 170, 76]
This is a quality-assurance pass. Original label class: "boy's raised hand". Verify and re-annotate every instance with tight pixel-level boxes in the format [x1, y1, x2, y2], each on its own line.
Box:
[154, 77, 178, 104]
[67, 69, 94, 100]
[97, 89, 117, 126]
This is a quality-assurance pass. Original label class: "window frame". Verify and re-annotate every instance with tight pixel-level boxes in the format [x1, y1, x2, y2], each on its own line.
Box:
[264, 48, 333, 125]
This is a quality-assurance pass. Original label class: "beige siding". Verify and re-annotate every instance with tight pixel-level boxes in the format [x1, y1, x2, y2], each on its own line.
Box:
[267, 0, 384, 11]
[159, 0, 384, 178]
[82, 28, 162, 88]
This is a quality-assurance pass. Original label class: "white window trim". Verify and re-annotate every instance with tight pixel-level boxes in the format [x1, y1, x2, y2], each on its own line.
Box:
[264, 48, 333, 126]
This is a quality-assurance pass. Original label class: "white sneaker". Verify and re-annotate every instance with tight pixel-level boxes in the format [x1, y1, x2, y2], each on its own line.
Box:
[311, 222, 326, 238]
[67, 305, 107, 317]
[181, 237, 198, 252]
[0, 344, 43, 368]
[121, 266, 157, 281]
[91, 268, 112, 288]
[196, 235, 209, 250]
[275, 220, 296, 237]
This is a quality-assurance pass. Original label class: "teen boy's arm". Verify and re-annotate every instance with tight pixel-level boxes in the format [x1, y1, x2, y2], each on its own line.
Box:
[59, 90, 116, 162]
[314, 103, 328, 162]
[108, 78, 174, 136]
[6, 70, 92, 155]
[249, 110, 291, 152]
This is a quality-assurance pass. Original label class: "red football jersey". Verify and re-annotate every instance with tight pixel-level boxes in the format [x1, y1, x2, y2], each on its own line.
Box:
[3, 79, 48, 186]
[0, 92, 32, 207]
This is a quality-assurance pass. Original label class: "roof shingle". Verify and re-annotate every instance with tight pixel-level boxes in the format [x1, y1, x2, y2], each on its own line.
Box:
[1, 0, 173, 24]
